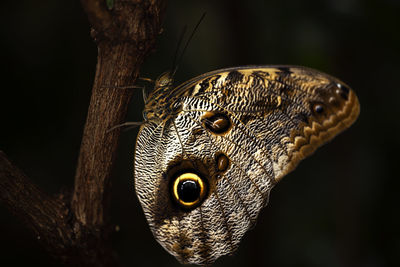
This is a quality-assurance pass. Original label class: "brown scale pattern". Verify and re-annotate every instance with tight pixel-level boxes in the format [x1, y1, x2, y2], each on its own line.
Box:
[134, 66, 360, 265]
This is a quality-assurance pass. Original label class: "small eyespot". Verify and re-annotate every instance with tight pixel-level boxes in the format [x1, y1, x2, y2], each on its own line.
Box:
[313, 103, 325, 114]
[336, 83, 349, 100]
[216, 153, 230, 172]
[337, 83, 350, 93]
[172, 173, 207, 208]
[328, 96, 338, 105]
[202, 112, 232, 134]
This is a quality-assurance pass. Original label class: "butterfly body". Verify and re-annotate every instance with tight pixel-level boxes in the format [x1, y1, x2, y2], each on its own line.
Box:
[134, 66, 359, 265]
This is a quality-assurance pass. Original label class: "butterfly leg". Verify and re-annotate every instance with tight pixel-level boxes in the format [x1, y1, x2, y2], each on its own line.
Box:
[107, 121, 144, 133]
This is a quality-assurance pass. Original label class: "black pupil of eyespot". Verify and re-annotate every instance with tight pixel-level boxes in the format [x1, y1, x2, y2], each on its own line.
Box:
[315, 105, 324, 113]
[178, 180, 200, 203]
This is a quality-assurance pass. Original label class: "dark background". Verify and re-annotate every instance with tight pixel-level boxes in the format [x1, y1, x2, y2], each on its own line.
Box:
[1, 0, 399, 266]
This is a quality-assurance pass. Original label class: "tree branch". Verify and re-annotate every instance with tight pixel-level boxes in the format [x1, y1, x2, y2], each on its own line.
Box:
[72, 0, 166, 227]
[0, 0, 166, 266]
[80, 0, 115, 36]
[0, 151, 72, 248]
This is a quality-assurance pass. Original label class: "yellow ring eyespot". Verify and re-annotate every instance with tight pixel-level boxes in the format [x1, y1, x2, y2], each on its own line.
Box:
[172, 173, 206, 208]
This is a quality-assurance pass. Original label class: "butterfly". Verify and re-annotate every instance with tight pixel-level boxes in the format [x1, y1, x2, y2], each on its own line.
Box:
[133, 65, 360, 265]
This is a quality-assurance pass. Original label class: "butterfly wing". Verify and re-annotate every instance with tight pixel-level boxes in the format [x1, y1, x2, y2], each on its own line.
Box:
[134, 66, 360, 265]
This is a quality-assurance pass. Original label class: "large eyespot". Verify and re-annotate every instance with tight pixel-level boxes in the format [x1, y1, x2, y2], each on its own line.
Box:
[201, 112, 232, 134]
[172, 173, 207, 208]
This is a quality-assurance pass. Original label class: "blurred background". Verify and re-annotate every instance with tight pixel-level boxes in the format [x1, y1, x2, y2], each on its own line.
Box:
[1, 0, 399, 266]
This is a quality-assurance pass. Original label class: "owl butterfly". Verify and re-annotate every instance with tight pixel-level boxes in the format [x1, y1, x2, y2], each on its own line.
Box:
[134, 66, 360, 265]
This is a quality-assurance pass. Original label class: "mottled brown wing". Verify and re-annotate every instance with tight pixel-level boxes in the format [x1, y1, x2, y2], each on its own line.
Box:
[134, 66, 359, 265]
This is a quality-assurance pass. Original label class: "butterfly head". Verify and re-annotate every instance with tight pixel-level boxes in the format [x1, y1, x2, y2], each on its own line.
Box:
[141, 71, 176, 122]
[155, 71, 174, 91]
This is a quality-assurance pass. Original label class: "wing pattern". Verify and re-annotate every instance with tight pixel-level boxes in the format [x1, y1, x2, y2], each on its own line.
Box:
[134, 66, 360, 265]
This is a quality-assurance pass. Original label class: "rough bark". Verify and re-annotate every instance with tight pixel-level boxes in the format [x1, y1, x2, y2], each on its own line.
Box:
[0, 0, 166, 266]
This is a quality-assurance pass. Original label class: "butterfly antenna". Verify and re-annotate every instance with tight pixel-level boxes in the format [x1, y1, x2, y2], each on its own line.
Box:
[171, 25, 188, 74]
[172, 12, 206, 77]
